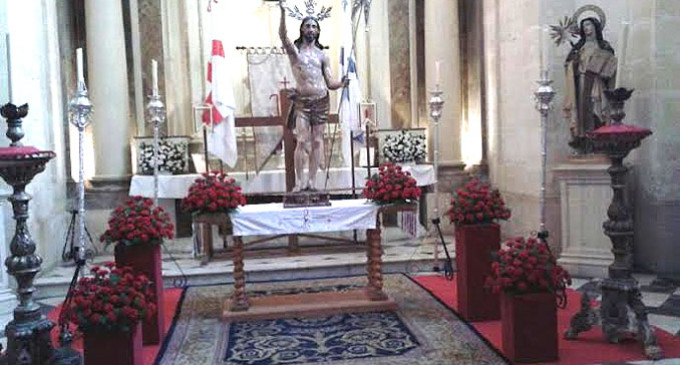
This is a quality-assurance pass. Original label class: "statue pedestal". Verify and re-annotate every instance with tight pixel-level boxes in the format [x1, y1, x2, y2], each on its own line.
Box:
[554, 160, 613, 278]
[283, 191, 331, 208]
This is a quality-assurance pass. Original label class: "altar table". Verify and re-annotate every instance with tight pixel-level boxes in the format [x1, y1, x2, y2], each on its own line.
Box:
[222, 199, 407, 321]
[129, 164, 436, 198]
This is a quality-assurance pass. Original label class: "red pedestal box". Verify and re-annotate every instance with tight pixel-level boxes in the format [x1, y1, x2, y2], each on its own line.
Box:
[115, 243, 165, 345]
[501, 292, 558, 363]
[455, 223, 500, 321]
[84, 323, 143, 365]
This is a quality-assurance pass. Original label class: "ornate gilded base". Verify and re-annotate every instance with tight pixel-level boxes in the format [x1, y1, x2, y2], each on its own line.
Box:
[564, 278, 663, 360]
[283, 191, 331, 208]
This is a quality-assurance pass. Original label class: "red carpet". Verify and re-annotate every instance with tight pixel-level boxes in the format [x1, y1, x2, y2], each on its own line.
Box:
[47, 287, 184, 365]
[414, 275, 680, 364]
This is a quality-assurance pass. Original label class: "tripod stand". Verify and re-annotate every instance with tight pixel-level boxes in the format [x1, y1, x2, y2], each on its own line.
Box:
[61, 209, 97, 262]
[432, 217, 454, 280]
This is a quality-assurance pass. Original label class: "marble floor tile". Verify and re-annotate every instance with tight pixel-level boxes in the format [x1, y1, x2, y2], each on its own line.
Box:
[633, 273, 657, 287]
[570, 277, 592, 289]
[648, 314, 680, 336]
[642, 292, 674, 308]
[38, 296, 67, 307]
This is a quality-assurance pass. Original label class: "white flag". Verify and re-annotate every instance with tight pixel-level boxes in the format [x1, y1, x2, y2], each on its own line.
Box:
[339, 0, 364, 166]
[202, 0, 237, 167]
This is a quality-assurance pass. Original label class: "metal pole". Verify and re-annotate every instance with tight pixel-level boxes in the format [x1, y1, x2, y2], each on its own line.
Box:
[69, 77, 93, 263]
[147, 89, 166, 206]
[533, 70, 555, 241]
[428, 86, 444, 267]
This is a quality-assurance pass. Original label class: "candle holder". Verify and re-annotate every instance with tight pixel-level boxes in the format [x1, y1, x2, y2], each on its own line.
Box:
[147, 91, 166, 206]
[428, 87, 445, 271]
[0, 103, 57, 365]
[564, 88, 662, 360]
[66, 78, 94, 264]
[533, 71, 555, 242]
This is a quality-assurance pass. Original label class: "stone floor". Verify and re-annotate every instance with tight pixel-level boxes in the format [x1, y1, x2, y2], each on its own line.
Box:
[2, 227, 680, 364]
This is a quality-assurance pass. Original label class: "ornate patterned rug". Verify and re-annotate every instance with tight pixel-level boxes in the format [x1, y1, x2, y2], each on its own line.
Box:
[155, 274, 509, 365]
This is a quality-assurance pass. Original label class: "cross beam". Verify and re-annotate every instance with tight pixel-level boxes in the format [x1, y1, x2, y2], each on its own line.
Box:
[234, 89, 339, 192]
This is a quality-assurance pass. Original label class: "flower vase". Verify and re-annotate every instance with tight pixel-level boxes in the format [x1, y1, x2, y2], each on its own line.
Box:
[454, 223, 500, 321]
[501, 292, 558, 363]
[83, 323, 143, 365]
[114, 243, 165, 345]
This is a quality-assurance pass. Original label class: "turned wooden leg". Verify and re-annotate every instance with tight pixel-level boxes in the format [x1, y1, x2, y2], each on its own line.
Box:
[230, 236, 249, 311]
[199, 222, 213, 266]
[221, 222, 229, 250]
[366, 227, 387, 301]
[287, 234, 300, 255]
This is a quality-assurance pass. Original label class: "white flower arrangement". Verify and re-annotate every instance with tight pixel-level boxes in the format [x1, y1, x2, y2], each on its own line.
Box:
[138, 139, 187, 175]
[381, 130, 427, 163]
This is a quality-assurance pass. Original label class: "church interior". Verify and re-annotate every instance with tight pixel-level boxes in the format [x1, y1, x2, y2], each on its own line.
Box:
[1, 0, 680, 364]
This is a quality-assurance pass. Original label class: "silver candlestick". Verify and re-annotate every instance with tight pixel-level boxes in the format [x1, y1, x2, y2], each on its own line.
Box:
[428, 87, 444, 267]
[68, 77, 93, 263]
[533, 70, 555, 241]
[147, 90, 166, 206]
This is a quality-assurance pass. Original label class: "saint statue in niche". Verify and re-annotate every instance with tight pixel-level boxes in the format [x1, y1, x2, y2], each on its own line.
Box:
[552, 6, 617, 154]
[279, 0, 348, 192]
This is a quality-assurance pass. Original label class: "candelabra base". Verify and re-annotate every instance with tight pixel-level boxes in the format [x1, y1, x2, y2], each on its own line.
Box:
[564, 277, 663, 360]
[1, 315, 55, 365]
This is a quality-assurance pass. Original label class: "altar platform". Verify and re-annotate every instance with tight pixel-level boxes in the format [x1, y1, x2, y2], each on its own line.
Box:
[33, 226, 440, 300]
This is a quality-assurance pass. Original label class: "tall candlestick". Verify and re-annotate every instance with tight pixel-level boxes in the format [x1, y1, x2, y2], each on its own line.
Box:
[6, 33, 11, 103]
[76, 48, 84, 84]
[435, 61, 441, 89]
[615, 22, 630, 89]
[152, 59, 158, 96]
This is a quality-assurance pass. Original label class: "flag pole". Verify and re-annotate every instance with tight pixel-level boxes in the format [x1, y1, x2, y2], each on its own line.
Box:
[323, 2, 365, 190]
[203, 125, 210, 173]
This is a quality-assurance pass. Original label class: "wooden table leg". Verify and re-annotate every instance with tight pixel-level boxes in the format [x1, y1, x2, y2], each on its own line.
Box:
[287, 234, 300, 255]
[199, 222, 213, 266]
[230, 236, 249, 311]
[366, 226, 387, 301]
[221, 222, 229, 249]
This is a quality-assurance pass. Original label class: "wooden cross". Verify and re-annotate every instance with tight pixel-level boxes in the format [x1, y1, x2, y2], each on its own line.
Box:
[280, 77, 291, 90]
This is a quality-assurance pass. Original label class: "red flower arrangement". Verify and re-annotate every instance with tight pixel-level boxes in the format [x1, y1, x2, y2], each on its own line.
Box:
[485, 236, 571, 296]
[447, 179, 511, 226]
[363, 163, 422, 204]
[68, 262, 156, 332]
[100, 196, 174, 246]
[180, 171, 246, 215]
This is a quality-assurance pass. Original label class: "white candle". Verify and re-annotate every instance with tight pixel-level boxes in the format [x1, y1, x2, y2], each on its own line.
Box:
[539, 24, 553, 77]
[5, 33, 11, 103]
[615, 22, 630, 89]
[435, 61, 441, 88]
[76, 48, 84, 84]
[151, 59, 158, 96]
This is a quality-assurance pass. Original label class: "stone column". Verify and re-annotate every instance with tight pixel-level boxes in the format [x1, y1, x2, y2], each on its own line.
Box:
[85, 0, 133, 181]
[425, 0, 463, 167]
[368, 0, 392, 129]
[6, 0, 68, 277]
[425, 0, 466, 234]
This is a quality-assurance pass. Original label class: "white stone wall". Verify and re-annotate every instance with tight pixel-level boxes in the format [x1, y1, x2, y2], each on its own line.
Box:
[483, 0, 544, 240]
[628, 0, 680, 275]
[4, 0, 69, 276]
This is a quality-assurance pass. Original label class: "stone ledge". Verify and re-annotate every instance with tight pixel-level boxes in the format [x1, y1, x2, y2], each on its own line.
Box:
[67, 176, 132, 210]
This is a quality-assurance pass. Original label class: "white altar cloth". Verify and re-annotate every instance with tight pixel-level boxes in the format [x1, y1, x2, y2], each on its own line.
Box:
[129, 164, 435, 199]
[228, 199, 378, 236]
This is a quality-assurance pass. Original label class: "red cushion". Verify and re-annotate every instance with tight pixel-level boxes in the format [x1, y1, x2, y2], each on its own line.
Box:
[587, 124, 652, 141]
[0, 146, 53, 158]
